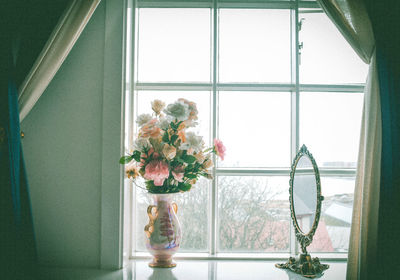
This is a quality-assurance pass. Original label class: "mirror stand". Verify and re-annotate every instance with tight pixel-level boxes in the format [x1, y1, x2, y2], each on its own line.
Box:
[276, 253, 329, 278]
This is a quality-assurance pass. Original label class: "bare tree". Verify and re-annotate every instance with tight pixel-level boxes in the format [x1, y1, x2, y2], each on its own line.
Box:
[218, 176, 290, 252]
[135, 176, 290, 252]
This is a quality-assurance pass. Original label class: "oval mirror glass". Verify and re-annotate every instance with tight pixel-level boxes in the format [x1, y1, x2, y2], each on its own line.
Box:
[292, 155, 317, 235]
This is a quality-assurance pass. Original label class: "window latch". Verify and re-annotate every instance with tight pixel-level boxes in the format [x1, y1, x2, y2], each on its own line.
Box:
[298, 18, 305, 31]
[298, 42, 304, 65]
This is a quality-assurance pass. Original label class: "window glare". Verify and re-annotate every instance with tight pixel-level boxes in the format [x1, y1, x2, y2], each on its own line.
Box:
[137, 8, 211, 82]
[300, 92, 363, 168]
[299, 11, 369, 84]
[219, 9, 291, 83]
[218, 91, 291, 168]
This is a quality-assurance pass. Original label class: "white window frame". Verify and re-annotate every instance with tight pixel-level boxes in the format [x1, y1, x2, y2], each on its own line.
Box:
[125, 0, 364, 261]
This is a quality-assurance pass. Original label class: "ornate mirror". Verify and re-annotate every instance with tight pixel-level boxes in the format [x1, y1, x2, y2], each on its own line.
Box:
[276, 145, 329, 278]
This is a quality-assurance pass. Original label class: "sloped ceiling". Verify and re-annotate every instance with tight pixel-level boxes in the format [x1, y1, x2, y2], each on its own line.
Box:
[3, 0, 70, 88]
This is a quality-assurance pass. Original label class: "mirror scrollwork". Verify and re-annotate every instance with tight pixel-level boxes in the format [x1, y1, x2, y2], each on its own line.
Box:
[276, 145, 329, 278]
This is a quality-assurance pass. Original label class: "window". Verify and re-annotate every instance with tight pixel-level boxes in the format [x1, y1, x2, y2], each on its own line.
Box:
[125, 0, 368, 258]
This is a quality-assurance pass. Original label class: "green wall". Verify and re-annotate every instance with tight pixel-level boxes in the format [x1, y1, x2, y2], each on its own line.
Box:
[21, 2, 106, 268]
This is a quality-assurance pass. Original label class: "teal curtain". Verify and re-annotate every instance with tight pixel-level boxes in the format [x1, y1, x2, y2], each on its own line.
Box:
[375, 49, 400, 278]
[364, 0, 400, 278]
[0, 42, 37, 279]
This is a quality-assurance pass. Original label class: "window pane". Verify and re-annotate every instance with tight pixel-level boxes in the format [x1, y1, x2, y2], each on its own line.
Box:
[136, 178, 209, 252]
[136, 91, 211, 146]
[218, 176, 290, 252]
[219, 9, 291, 83]
[299, 11, 369, 84]
[137, 9, 211, 82]
[300, 92, 363, 168]
[218, 91, 291, 168]
[135, 187, 150, 252]
[309, 177, 354, 253]
[176, 179, 210, 251]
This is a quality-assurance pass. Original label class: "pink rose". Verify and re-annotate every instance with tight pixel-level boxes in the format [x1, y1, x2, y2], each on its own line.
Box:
[144, 160, 170, 186]
[171, 165, 184, 182]
[214, 139, 226, 161]
[172, 171, 184, 182]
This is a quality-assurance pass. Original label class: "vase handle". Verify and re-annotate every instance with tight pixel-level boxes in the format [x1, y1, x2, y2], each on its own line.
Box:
[144, 205, 158, 238]
[172, 202, 178, 214]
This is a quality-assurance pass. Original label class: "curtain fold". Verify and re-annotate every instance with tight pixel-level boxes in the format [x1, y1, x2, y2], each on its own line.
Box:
[349, 50, 381, 279]
[18, 0, 100, 121]
[0, 53, 37, 279]
[364, 1, 400, 277]
[317, 0, 374, 63]
[374, 43, 400, 278]
[316, 0, 379, 279]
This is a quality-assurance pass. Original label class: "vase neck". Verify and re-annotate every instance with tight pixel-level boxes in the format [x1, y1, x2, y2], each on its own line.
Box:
[153, 193, 173, 204]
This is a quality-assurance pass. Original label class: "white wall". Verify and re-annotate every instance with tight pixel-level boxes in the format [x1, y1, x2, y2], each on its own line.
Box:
[20, 0, 125, 269]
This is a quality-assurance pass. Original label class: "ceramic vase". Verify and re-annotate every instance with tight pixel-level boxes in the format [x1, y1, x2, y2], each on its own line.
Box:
[144, 193, 182, 268]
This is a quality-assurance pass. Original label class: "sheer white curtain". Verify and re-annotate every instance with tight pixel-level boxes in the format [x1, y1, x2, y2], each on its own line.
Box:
[316, 0, 380, 279]
[18, 0, 101, 121]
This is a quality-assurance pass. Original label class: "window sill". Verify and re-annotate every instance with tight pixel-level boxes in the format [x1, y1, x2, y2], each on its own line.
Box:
[39, 259, 348, 280]
[130, 252, 347, 261]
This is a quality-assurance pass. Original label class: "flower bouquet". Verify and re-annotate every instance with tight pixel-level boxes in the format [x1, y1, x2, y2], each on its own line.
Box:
[120, 98, 225, 268]
[120, 98, 225, 193]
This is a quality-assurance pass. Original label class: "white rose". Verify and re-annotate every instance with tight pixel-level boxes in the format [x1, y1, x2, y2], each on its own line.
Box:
[134, 137, 151, 151]
[179, 132, 204, 153]
[185, 119, 198, 128]
[163, 101, 190, 121]
[136, 114, 152, 127]
[157, 117, 171, 130]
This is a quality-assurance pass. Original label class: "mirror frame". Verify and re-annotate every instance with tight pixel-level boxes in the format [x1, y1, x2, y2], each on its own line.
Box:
[276, 145, 329, 278]
[289, 144, 323, 254]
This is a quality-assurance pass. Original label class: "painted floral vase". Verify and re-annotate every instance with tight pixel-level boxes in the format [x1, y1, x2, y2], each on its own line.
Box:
[144, 193, 182, 268]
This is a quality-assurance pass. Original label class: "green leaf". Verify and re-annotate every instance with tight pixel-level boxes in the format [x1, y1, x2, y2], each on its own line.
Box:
[183, 155, 196, 164]
[178, 182, 191, 192]
[171, 122, 177, 130]
[145, 180, 156, 192]
[170, 134, 178, 143]
[171, 121, 182, 131]
[162, 131, 169, 143]
[185, 173, 197, 179]
[192, 165, 200, 173]
[132, 150, 141, 162]
[119, 155, 133, 164]
[185, 164, 194, 172]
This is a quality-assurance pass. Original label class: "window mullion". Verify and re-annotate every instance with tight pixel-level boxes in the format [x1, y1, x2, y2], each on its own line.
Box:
[133, 82, 364, 93]
[128, 0, 137, 258]
[299, 84, 365, 92]
[289, 0, 300, 257]
[210, 0, 218, 256]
